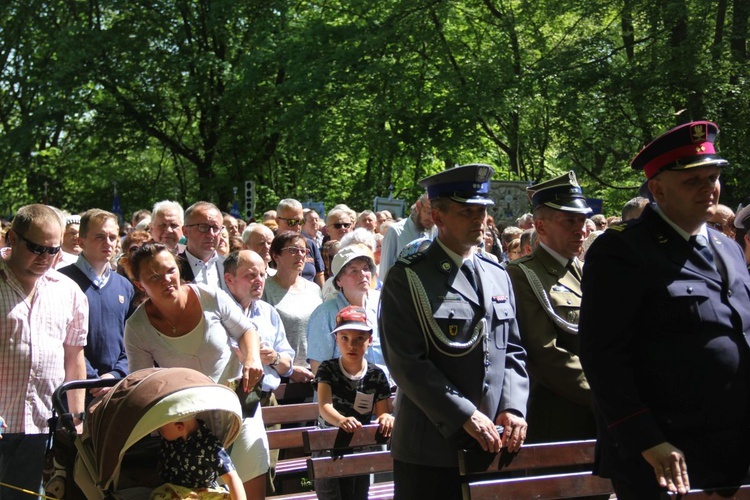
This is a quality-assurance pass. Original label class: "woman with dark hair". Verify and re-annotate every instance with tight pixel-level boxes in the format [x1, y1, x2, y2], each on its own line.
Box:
[124, 243, 269, 499]
[262, 231, 322, 370]
[117, 230, 152, 279]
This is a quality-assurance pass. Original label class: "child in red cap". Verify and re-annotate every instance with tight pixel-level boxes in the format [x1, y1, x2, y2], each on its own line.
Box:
[313, 305, 394, 500]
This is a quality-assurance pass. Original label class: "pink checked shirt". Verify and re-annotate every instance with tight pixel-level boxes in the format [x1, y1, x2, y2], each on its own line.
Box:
[0, 259, 88, 434]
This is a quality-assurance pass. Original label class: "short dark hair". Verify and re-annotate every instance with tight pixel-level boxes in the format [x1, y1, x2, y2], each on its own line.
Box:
[269, 231, 306, 265]
[223, 250, 242, 276]
[131, 242, 173, 280]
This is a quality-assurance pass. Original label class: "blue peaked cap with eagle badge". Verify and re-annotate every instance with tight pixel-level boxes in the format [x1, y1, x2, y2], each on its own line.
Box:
[419, 164, 495, 206]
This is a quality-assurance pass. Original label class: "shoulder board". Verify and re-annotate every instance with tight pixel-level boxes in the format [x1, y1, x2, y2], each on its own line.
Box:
[509, 254, 534, 265]
[476, 252, 504, 269]
[396, 250, 427, 266]
[606, 217, 642, 233]
[397, 237, 432, 262]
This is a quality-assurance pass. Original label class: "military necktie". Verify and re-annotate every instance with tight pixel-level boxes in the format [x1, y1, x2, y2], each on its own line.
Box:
[566, 259, 583, 281]
[690, 234, 716, 268]
[461, 259, 479, 295]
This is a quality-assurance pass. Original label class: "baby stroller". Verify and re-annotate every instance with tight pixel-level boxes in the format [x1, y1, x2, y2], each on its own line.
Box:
[50, 367, 243, 499]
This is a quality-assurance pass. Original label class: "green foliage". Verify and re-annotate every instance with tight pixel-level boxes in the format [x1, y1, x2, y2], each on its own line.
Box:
[0, 0, 748, 218]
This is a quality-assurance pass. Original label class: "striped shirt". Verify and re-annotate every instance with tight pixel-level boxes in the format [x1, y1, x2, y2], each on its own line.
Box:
[0, 259, 88, 434]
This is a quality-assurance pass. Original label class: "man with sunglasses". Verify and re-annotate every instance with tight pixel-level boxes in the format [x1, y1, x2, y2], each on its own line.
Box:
[275, 199, 325, 288]
[178, 201, 227, 289]
[324, 208, 354, 243]
[0, 204, 88, 499]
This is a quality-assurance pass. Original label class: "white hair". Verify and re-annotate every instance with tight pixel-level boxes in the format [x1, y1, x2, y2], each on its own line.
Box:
[339, 227, 376, 252]
[242, 222, 273, 245]
[152, 200, 184, 224]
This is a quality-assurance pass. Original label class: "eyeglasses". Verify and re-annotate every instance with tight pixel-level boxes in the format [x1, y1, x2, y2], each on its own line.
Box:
[16, 232, 61, 255]
[278, 217, 303, 227]
[280, 246, 306, 256]
[184, 223, 223, 234]
[331, 223, 352, 230]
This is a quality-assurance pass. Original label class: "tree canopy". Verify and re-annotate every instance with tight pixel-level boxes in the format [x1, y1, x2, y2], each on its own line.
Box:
[1, 0, 748, 219]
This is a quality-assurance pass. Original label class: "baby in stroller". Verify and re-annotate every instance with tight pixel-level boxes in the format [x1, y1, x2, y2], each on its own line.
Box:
[50, 367, 248, 500]
[153, 416, 245, 500]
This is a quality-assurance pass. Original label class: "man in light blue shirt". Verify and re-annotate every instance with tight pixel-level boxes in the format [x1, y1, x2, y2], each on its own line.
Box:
[379, 193, 436, 279]
[223, 250, 297, 393]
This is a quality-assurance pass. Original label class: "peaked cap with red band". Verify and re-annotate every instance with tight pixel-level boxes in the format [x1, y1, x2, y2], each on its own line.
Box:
[631, 121, 729, 180]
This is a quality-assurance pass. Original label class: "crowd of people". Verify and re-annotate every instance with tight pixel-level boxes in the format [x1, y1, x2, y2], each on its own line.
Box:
[1, 120, 750, 500]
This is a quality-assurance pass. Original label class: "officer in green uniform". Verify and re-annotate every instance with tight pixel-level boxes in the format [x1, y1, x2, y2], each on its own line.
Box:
[506, 171, 597, 443]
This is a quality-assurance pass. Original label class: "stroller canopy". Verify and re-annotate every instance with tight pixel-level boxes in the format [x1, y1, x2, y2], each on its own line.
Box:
[83, 367, 243, 491]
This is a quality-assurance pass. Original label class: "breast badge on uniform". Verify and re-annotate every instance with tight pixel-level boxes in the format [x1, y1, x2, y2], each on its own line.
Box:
[492, 295, 508, 303]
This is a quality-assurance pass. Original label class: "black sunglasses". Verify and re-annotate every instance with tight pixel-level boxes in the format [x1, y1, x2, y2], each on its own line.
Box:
[331, 223, 352, 230]
[16, 232, 62, 255]
[278, 217, 303, 227]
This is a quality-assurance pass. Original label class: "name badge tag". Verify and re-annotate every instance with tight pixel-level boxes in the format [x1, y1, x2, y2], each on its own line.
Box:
[353, 391, 375, 415]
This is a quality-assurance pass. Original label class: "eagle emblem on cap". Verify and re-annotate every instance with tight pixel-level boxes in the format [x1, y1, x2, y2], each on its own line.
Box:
[476, 166, 491, 182]
[690, 124, 706, 143]
[449, 325, 458, 336]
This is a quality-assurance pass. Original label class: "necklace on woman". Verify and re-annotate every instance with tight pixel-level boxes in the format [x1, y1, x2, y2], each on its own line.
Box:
[163, 317, 178, 335]
[150, 302, 178, 335]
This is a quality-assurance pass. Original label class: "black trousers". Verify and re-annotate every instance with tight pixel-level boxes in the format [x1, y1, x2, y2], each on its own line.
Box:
[393, 459, 462, 500]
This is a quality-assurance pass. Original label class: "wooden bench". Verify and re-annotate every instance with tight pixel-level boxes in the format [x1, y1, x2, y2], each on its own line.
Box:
[305, 424, 394, 498]
[459, 440, 612, 499]
[460, 439, 750, 499]
[262, 402, 319, 494]
[269, 425, 394, 499]
[678, 485, 750, 498]
[263, 397, 396, 498]
[262, 401, 319, 427]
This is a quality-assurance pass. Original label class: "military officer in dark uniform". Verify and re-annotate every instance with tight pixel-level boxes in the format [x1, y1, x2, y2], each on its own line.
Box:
[379, 164, 529, 500]
[579, 121, 750, 498]
[507, 171, 597, 443]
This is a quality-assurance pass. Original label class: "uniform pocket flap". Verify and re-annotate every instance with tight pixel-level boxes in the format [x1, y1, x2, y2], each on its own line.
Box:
[666, 280, 709, 299]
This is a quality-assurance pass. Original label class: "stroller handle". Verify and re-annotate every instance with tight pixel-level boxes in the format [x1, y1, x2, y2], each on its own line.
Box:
[52, 378, 120, 432]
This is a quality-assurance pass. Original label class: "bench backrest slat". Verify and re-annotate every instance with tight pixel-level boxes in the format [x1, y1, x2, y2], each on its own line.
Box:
[681, 485, 750, 499]
[463, 471, 612, 500]
[303, 424, 388, 453]
[261, 402, 319, 426]
[266, 426, 316, 450]
[458, 440, 596, 476]
[306, 450, 393, 480]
